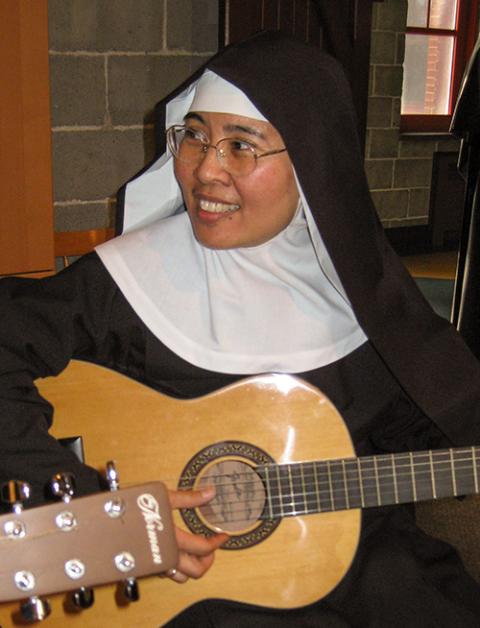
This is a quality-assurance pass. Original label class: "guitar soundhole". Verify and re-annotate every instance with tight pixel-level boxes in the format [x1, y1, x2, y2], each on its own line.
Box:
[179, 440, 281, 550]
[197, 459, 265, 533]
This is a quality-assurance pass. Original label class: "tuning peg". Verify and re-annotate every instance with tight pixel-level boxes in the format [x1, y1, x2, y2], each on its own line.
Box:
[50, 472, 96, 611]
[71, 586, 95, 609]
[123, 577, 140, 602]
[50, 472, 76, 503]
[19, 595, 51, 623]
[106, 460, 120, 491]
[1, 479, 31, 513]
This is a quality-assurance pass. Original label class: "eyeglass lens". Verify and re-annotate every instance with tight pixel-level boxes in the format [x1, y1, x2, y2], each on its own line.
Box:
[169, 127, 256, 176]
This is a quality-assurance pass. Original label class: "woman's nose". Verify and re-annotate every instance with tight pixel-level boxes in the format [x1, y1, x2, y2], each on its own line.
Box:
[194, 145, 231, 184]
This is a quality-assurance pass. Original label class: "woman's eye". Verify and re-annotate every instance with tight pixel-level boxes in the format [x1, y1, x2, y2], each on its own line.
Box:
[184, 128, 206, 143]
[230, 139, 254, 153]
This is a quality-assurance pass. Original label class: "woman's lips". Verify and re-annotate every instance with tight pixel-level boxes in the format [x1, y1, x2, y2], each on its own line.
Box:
[198, 198, 240, 213]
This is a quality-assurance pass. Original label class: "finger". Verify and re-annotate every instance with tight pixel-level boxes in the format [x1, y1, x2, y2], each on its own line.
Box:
[170, 569, 189, 583]
[174, 530, 229, 580]
[169, 486, 216, 510]
[175, 527, 229, 556]
[160, 568, 189, 584]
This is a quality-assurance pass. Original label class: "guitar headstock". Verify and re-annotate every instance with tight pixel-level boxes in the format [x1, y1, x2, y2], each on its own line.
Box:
[0, 478, 178, 608]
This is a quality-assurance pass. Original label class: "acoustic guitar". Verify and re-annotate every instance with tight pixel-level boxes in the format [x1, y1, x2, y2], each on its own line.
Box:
[1, 360, 479, 626]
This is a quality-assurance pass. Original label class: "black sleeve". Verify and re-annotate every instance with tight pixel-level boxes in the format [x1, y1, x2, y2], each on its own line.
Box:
[0, 253, 130, 508]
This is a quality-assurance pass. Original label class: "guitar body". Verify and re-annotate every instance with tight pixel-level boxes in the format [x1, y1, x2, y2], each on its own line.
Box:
[0, 361, 360, 627]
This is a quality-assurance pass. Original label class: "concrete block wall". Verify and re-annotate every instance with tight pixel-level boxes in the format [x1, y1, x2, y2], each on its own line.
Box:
[48, 0, 218, 232]
[366, 0, 460, 228]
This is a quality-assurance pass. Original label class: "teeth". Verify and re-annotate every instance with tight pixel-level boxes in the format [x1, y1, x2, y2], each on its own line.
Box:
[199, 199, 240, 213]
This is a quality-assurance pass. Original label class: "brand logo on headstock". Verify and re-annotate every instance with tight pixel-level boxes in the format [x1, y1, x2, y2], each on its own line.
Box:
[137, 493, 165, 565]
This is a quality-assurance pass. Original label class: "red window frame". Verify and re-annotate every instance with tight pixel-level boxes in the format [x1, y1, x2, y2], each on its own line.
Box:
[400, 0, 478, 133]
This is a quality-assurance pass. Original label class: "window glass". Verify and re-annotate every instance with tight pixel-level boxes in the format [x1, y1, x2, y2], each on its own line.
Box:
[429, 0, 457, 29]
[402, 34, 454, 114]
[407, 0, 428, 28]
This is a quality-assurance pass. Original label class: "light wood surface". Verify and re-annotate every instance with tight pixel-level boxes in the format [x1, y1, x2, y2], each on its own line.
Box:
[0, 362, 359, 627]
[401, 250, 458, 279]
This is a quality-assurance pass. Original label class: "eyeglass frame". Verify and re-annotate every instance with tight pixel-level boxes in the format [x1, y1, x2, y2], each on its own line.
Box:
[166, 124, 287, 176]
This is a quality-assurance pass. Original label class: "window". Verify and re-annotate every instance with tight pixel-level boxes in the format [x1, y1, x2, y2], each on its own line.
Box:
[401, 0, 478, 133]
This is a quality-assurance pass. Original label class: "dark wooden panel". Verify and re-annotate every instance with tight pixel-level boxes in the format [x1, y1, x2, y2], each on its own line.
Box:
[278, 0, 295, 34]
[225, 0, 263, 45]
[262, 0, 279, 31]
[219, 0, 374, 145]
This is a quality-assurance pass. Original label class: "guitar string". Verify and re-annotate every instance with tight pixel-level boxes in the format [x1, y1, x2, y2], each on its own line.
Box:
[1, 455, 477, 537]
[167, 459, 480, 524]
[172, 450, 479, 491]
[0, 466, 477, 540]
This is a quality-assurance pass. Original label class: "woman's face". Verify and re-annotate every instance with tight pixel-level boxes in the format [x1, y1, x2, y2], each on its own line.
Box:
[174, 111, 299, 249]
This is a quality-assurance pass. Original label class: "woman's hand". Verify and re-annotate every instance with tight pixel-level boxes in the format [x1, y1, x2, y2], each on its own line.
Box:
[167, 486, 229, 583]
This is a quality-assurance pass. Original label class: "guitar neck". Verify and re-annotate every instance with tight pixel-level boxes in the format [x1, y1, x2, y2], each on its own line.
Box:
[259, 447, 480, 519]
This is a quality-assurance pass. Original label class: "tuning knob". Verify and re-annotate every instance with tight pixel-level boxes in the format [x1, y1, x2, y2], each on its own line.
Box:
[2, 482, 50, 621]
[20, 595, 51, 623]
[123, 577, 140, 602]
[71, 586, 95, 609]
[50, 472, 76, 503]
[106, 460, 120, 491]
[50, 472, 95, 611]
[1, 479, 31, 513]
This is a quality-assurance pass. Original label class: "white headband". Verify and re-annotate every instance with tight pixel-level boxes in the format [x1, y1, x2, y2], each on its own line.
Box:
[188, 69, 267, 121]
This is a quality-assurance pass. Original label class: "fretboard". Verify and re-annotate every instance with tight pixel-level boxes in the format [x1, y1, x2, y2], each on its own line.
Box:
[258, 447, 480, 519]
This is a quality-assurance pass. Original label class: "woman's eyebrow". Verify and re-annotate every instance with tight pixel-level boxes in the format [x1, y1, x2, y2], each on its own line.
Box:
[223, 123, 266, 140]
[184, 112, 205, 123]
[183, 113, 266, 140]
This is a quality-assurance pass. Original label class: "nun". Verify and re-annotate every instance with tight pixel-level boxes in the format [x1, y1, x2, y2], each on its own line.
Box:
[1, 31, 480, 626]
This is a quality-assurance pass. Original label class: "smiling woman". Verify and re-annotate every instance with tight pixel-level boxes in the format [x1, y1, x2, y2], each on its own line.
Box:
[173, 110, 299, 249]
[2, 30, 480, 628]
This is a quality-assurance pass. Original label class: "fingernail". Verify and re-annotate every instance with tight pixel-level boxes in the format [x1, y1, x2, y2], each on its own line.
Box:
[200, 486, 215, 499]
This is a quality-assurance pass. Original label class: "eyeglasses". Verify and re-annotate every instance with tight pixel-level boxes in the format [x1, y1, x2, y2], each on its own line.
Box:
[166, 125, 287, 177]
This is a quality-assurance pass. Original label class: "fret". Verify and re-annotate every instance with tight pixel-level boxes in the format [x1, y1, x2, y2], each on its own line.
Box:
[344, 458, 362, 509]
[432, 450, 456, 499]
[302, 462, 321, 514]
[330, 460, 348, 511]
[289, 464, 306, 515]
[409, 452, 417, 501]
[391, 454, 399, 504]
[412, 451, 438, 501]
[373, 456, 381, 506]
[326, 460, 335, 511]
[391, 453, 414, 503]
[473, 447, 479, 494]
[374, 454, 397, 506]
[275, 464, 285, 518]
[450, 448, 477, 497]
[342, 460, 350, 510]
[299, 464, 308, 513]
[278, 464, 295, 516]
[263, 465, 275, 519]
[449, 449, 457, 497]
[287, 464, 296, 514]
[312, 461, 322, 512]
[355, 458, 365, 507]
[429, 450, 437, 499]
[357, 457, 379, 507]
[316, 461, 335, 513]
